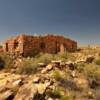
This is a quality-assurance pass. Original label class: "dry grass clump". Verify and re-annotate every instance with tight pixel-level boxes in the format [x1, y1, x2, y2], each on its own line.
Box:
[47, 86, 70, 100]
[35, 52, 69, 62]
[94, 58, 100, 65]
[83, 63, 100, 82]
[52, 70, 62, 81]
[34, 53, 54, 64]
[0, 52, 14, 70]
[16, 58, 39, 75]
[16, 52, 69, 74]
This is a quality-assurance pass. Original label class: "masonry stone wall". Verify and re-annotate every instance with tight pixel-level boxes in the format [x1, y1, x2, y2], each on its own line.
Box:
[3, 34, 77, 57]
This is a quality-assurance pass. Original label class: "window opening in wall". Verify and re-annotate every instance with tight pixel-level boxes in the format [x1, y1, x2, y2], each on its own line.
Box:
[6, 43, 8, 51]
[56, 42, 60, 52]
[14, 41, 19, 49]
[40, 42, 45, 49]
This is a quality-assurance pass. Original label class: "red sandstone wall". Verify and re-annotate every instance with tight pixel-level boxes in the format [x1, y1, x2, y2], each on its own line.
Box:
[4, 34, 77, 56]
[23, 36, 42, 56]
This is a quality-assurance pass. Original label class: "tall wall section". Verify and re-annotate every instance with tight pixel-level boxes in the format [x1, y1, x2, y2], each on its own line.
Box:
[3, 34, 77, 57]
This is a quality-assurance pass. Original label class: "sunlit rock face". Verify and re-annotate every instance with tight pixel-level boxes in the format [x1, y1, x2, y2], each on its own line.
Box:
[3, 34, 77, 57]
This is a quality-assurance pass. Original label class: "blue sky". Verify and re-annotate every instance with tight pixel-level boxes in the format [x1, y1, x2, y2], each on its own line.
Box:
[0, 0, 100, 45]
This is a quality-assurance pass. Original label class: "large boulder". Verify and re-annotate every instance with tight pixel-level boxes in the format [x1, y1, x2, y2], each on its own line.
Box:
[14, 83, 38, 100]
[14, 82, 49, 100]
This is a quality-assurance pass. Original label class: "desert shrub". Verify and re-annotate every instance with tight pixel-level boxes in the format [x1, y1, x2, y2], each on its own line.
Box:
[94, 58, 100, 65]
[52, 70, 62, 81]
[35, 53, 53, 64]
[51, 88, 61, 98]
[84, 64, 100, 82]
[17, 53, 54, 74]
[50, 52, 70, 62]
[47, 87, 70, 100]
[59, 52, 69, 60]
[48, 86, 65, 98]
[91, 67, 100, 82]
[27, 52, 70, 64]
[95, 88, 100, 100]
[46, 89, 61, 99]
[0, 53, 14, 70]
[34, 52, 69, 62]
[0, 45, 2, 48]
[16, 58, 39, 74]
[60, 95, 69, 100]
[76, 63, 86, 72]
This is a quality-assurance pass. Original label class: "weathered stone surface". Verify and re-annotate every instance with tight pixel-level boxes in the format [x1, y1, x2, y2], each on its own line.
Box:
[74, 77, 89, 89]
[12, 79, 23, 87]
[71, 70, 77, 78]
[14, 83, 38, 100]
[47, 97, 54, 100]
[51, 60, 61, 65]
[41, 68, 48, 74]
[3, 34, 77, 57]
[87, 91, 95, 99]
[41, 64, 53, 74]
[0, 90, 14, 100]
[14, 82, 49, 100]
[35, 83, 47, 94]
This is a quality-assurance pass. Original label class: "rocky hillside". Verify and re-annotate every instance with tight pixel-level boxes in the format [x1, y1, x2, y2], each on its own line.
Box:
[0, 47, 100, 100]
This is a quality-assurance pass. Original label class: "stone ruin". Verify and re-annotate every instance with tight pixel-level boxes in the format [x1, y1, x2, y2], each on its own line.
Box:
[3, 34, 77, 57]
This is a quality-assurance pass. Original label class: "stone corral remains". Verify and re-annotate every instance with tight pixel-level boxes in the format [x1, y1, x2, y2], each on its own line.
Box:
[3, 34, 77, 57]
